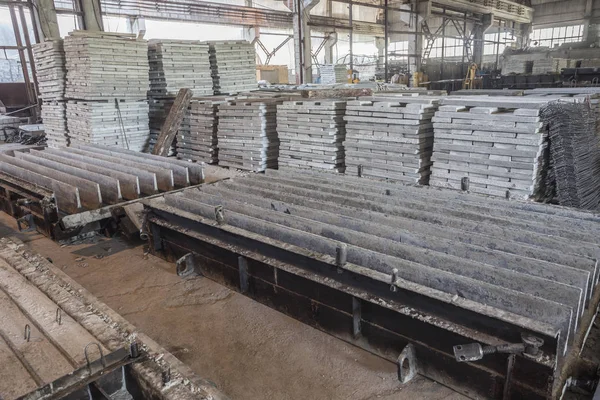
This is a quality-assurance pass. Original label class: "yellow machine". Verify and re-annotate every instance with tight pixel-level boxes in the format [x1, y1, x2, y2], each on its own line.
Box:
[412, 71, 427, 87]
[463, 63, 483, 89]
[347, 69, 360, 83]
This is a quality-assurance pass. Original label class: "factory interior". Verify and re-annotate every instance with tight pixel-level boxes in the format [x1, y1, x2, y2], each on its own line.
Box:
[5, 0, 600, 399]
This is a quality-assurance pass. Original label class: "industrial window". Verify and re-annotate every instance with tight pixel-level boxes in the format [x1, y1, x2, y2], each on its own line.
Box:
[530, 24, 584, 48]
[389, 41, 409, 56]
[428, 38, 465, 58]
[483, 32, 516, 55]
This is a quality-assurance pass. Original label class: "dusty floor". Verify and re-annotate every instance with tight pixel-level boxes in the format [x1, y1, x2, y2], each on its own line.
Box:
[0, 211, 468, 400]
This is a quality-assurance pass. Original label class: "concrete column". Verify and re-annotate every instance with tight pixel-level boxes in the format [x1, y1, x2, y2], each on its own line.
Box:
[584, 23, 600, 45]
[31, 0, 60, 39]
[516, 23, 531, 49]
[292, 0, 319, 83]
[473, 14, 493, 66]
[322, 0, 335, 65]
[581, 0, 599, 45]
[375, 37, 385, 70]
[407, 0, 430, 76]
[243, 27, 259, 43]
[324, 32, 338, 64]
[126, 16, 146, 37]
[79, 0, 104, 31]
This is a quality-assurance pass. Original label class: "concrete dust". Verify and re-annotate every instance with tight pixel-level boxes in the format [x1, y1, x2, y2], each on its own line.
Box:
[0, 212, 464, 400]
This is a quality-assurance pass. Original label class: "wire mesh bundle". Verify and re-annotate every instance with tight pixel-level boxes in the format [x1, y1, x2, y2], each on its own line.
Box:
[539, 100, 600, 210]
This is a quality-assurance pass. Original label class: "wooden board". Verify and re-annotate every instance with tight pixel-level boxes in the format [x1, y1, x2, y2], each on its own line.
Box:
[153, 88, 193, 157]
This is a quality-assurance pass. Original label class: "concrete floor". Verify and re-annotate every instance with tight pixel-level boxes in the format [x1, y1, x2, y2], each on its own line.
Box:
[0, 211, 468, 400]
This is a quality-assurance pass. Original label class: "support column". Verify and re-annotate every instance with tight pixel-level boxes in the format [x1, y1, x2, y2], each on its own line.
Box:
[31, 0, 60, 39]
[126, 16, 146, 37]
[472, 14, 492, 67]
[582, 0, 598, 44]
[323, 0, 335, 64]
[324, 32, 337, 64]
[407, 0, 429, 78]
[375, 37, 385, 72]
[243, 27, 259, 43]
[515, 23, 531, 49]
[78, 0, 104, 31]
[584, 24, 600, 45]
[293, 0, 319, 83]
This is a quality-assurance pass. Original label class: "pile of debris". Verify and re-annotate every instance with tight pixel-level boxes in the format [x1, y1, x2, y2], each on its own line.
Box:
[176, 100, 219, 164]
[344, 97, 439, 183]
[277, 100, 347, 172]
[217, 99, 280, 171]
[209, 41, 257, 94]
[32, 39, 69, 147]
[64, 31, 150, 151]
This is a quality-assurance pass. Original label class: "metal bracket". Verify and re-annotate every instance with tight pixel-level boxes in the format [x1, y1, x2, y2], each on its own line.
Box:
[84, 343, 106, 374]
[162, 367, 171, 386]
[239, 255, 249, 293]
[215, 205, 225, 225]
[335, 243, 347, 274]
[16, 213, 35, 232]
[397, 343, 418, 384]
[352, 297, 361, 339]
[453, 333, 544, 362]
[140, 210, 150, 241]
[390, 268, 399, 292]
[461, 177, 470, 191]
[176, 253, 199, 278]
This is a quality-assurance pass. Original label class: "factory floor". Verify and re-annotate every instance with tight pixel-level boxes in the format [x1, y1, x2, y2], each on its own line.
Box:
[0, 213, 467, 400]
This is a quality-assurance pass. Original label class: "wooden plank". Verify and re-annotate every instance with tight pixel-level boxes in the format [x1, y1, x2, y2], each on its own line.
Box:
[152, 88, 193, 156]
